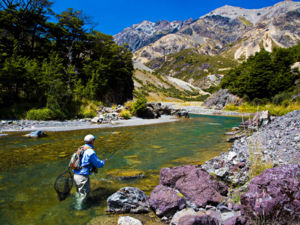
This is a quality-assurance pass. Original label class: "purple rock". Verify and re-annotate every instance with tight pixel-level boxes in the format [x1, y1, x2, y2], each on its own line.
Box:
[223, 216, 238, 225]
[175, 167, 228, 208]
[159, 165, 197, 187]
[240, 164, 300, 222]
[149, 184, 186, 218]
[178, 215, 219, 225]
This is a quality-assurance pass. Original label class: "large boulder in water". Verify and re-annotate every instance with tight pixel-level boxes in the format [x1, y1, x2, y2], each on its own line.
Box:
[240, 164, 300, 222]
[149, 184, 186, 218]
[174, 168, 228, 208]
[107, 187, 150, 213]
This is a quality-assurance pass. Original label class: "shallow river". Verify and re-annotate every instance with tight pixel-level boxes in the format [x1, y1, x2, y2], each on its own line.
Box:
[0, 114, 241, 225]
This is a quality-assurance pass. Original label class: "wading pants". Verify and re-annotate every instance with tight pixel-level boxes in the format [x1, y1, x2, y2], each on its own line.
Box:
[73, 174, 90, 207]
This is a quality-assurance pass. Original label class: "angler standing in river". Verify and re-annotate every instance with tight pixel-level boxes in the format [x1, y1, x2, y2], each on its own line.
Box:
[71, 134, 106, 209]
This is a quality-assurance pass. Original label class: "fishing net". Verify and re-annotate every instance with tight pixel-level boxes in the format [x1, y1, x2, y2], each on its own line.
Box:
[54, 169, 73, 201]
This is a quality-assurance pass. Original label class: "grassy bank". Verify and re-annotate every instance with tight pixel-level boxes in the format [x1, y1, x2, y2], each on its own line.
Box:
[224, 102, 300, 116]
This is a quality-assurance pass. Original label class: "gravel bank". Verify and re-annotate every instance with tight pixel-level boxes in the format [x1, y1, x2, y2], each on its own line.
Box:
[203, 110, 300, 185]
[0, 115, 178, 133]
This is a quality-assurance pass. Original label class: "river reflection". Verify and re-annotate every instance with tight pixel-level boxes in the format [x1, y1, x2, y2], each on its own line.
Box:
[0, 114, 241, 225]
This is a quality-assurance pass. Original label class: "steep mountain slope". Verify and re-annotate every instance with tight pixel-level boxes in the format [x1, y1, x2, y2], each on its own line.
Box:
[133, 15, 250, 63]
[133, 68, 210, 102]
[132, 1, 300, 63]
[113, 19, 193, 52]
[145, 49, 237, 89]
[230, 6, 300, 60]
[114, 1, 300, 101]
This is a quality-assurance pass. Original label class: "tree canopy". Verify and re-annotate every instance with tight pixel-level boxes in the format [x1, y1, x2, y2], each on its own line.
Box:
[0, 0, 133, 119]
[221, 44, 300, 101]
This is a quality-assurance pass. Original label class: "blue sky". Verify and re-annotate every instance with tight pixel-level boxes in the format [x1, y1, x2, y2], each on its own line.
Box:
[51, 0, 295, 35]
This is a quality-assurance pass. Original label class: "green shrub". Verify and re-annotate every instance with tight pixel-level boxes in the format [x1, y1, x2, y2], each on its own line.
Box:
[124, 101, 134, 111]
[272, 92, 291, 105]
[26, 108, 55, 120]
[77, 99, 101, 118]
[132, 96, 147, 116]
[203, 85, 220, 94]
[119, 109, 131, 119]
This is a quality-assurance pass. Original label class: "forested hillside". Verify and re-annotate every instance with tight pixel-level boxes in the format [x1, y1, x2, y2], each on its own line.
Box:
[0, 0, 133, 119]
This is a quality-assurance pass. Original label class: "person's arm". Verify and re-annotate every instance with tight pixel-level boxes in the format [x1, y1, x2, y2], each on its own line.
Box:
[89, 153, 105, 168]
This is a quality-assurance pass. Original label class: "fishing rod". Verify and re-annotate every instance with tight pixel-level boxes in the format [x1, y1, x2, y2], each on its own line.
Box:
[106, 147, 123, 160]
[92, 148, 124, 182]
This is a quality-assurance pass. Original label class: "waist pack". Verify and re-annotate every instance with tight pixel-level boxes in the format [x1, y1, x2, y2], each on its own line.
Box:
[69, 145, 91, 171]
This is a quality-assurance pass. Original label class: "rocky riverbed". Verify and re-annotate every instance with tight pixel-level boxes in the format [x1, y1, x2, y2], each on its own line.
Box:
[104, 110, 300, 225]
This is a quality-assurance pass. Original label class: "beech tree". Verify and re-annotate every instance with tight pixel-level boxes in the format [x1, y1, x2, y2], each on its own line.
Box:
[221, 44, 300, 101]
[0, 1, 134, 119]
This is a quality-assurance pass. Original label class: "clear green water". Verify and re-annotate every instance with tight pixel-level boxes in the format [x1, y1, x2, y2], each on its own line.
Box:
[0, 115, 241, 225]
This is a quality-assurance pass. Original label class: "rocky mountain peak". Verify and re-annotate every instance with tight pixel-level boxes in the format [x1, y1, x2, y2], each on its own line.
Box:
[114, 19, 183, 52]
[203, 1, 300, 25]
[113, 18, 194, 52]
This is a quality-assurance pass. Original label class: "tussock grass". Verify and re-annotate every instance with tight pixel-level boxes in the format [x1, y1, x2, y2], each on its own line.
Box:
[248, 135, 273, 180]
[119, 109, 131, 120]
[78, 99, 102, 118]
[225, 102, 300, 116]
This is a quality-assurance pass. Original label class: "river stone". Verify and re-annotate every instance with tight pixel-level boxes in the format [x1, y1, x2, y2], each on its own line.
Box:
[226, 151, 237, 161]
[240, 164, 300, 222]
[118, 216, 143, 225]
[24, 130, 46, 138]
[170, 208, 199, 225]
[91, 117, 102, 123]
[149, 184, 186, 218]
[159, 165, 197, 188]
[174, 167, 228, 208]
[214, 167, 229, 178]
[178, 215, 219, 225]
[107, 187, 150, 213]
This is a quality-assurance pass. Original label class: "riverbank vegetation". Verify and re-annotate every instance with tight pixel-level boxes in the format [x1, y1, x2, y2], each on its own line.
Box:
[221, 43, 300, 115]
[0, 0, 133, 120]
[224, 101, 300, 116]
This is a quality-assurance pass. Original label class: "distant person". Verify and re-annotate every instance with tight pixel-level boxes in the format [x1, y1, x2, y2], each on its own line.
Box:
[73, 134, 106, 209]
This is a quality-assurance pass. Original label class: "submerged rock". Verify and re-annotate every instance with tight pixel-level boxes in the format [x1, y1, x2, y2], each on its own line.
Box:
[24, 130, 46, 138]
[107, 187, 150, 213]
[106, 169, 144, 181]
[241, 164, 300, 223]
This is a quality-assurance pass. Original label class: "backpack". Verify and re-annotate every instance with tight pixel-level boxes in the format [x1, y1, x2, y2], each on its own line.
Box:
[69, 145, 91, 171]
